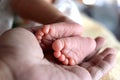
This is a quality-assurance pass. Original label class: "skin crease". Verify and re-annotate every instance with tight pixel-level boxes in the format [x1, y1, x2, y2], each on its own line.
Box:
[0, 28, 116, 80]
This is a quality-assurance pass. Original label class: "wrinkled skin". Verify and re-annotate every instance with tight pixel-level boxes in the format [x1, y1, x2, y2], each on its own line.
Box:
[0, 28, 116, 80]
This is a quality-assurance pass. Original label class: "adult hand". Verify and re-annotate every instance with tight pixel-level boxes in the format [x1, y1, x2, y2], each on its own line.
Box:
[0, 28, 116, 80]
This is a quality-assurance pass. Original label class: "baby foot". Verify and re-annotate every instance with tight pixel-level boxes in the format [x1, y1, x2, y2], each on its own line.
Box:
[52, 36, 97, 65]
[36, 29, 97, 65]
[52, 36, 105, 65]
[35, 23, 83, 50]
[35, 25, 104, 65]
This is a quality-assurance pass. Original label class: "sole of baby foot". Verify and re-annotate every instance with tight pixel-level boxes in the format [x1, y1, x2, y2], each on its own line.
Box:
[41, 23, 83, 39]
[52, 36, 96, 66]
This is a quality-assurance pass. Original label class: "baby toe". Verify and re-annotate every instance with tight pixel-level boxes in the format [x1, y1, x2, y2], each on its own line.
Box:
[42, 25, 50, 34]
[54, 51, 61, 58]
[35, 30, 44, 41]
[58, 54, 66, 62]
[63, 58, 69, 65]
[52, 39, 64, 51]
[69, 58, 76, 66]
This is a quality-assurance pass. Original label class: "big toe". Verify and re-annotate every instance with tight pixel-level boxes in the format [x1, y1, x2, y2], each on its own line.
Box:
[52, 39, 65, 52]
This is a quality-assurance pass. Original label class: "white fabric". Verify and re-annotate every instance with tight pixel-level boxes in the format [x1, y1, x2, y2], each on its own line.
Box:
[54, 0, 82, 25]
[0, 0, 14, 35]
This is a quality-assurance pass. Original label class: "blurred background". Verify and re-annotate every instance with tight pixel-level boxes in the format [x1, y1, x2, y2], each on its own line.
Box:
[75, 0, 120, 41]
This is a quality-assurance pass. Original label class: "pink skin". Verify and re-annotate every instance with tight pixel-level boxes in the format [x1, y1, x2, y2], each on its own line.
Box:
[52, 36, 104, 65]
[0, 28, 116, 80]
[35, 22, 105, 65]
